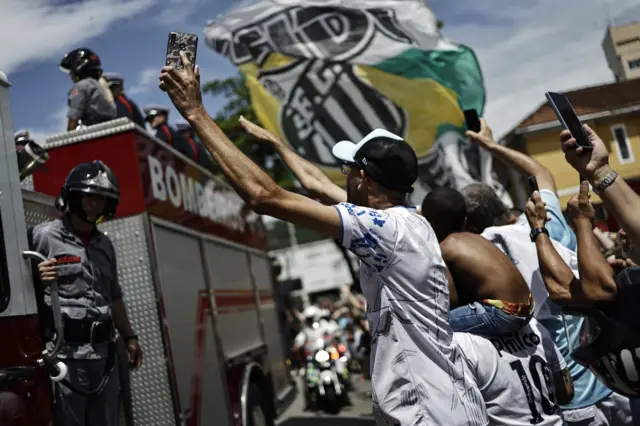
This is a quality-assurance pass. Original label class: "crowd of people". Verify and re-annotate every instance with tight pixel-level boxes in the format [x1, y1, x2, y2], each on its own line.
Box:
[155, 52, 640, 426]
[17, 45, 640, 426]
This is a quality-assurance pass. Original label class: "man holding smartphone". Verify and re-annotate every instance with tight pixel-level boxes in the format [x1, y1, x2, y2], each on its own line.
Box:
[560, 123, 640, 425]
[160, 52, 489, 426]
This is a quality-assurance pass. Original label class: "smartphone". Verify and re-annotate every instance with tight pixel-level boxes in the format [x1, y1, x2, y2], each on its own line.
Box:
[545, 92, 592, 149]
[166, 32, 198, 71]
[464, 109, 481, 133]
[528, 176, 539, 193]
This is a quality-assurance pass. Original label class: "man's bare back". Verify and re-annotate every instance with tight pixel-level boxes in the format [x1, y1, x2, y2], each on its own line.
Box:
[441, 232, 530, 308]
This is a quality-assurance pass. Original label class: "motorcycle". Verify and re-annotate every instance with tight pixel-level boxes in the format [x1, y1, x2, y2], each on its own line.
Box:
[304, 337, 350, 414]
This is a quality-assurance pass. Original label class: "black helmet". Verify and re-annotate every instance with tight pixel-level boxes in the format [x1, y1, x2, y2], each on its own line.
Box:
[571, 267, 640, 397]
[59, 48, 102, 77]
[57, 161, 120, 223]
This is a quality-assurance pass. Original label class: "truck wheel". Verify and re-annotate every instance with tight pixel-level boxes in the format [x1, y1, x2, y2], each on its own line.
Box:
[247, 384, 273, 426]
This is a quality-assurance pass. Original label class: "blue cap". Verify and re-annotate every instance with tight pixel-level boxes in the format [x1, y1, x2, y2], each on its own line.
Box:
[143, 104, 170, 118]
[102, 72, 124, 86]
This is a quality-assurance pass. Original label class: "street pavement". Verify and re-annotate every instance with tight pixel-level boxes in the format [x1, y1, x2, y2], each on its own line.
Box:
[277, 373, 376, 426]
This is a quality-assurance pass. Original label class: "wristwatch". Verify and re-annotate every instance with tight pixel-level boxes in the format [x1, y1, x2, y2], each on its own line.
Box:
[594, 170, 618, 195]
[530, 227, 549, 242]
[125, 335, 138, 343]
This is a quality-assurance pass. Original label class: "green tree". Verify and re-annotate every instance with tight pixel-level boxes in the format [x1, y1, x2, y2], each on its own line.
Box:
[202, 74, 296, 189]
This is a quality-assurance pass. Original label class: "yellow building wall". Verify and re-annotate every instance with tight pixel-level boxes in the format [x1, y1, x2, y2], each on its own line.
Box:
[523, 115, 640, 206]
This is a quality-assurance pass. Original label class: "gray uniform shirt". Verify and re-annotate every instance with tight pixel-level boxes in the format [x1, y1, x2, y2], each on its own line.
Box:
[67, 78, 117, 126]
[30, 216, 122, 359]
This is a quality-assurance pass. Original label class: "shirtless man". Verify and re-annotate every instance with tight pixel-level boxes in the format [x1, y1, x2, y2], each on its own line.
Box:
[422, 187, 533, 335]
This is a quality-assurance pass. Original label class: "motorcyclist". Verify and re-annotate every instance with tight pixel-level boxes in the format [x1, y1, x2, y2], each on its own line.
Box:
[295, 306, 349, 386]
[292, 306, 326, 353]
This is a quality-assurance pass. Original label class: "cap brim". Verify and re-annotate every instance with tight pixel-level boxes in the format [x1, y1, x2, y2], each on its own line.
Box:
[332, 140, 357, 163]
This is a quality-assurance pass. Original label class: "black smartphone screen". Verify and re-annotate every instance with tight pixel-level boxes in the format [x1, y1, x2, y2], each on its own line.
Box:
[546, 92, 592, 148]
[528, 176, 539, 193]
[464, 109, 481, 133]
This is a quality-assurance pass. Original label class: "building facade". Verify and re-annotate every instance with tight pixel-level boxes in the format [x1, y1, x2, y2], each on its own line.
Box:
[603, 22, 640, 81]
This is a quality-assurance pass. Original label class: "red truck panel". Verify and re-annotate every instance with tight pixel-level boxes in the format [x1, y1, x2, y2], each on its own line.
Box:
[32, 128, 267, 251]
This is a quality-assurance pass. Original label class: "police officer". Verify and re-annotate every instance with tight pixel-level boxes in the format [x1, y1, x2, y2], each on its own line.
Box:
[175, 121, 215, 171]
[143, 105, 195, 160]
[102, 72, 146, 128]
[31, 161, 142, 426]
[58, 48, 117, 131]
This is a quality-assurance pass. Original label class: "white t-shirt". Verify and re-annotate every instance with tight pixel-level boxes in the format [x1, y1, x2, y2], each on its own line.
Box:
[335, 203, 488, 426]
[481, 223, 579, 320]
[455, 318, 566, 426]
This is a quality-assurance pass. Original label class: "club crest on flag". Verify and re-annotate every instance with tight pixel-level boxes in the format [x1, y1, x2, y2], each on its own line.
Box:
[205, 1, 513, 207]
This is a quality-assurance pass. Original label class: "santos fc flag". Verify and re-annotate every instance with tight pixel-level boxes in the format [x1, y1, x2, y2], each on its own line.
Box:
[204, 0, 512, 206]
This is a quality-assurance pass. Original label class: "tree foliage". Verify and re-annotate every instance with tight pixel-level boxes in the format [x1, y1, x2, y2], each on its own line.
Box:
[202, 74, 296, 189]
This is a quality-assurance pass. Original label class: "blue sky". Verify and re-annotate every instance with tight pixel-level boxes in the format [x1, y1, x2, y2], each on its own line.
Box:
[3, 0, 640, 142]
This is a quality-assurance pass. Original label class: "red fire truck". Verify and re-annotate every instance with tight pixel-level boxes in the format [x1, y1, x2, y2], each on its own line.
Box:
[0, 72, 296, 426]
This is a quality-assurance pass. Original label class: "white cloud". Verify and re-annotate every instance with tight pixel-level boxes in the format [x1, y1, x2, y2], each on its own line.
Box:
[48, 105, 68, 132]
[435, 0, 640, 138]
[17, 104, 68, 145]
[0, 0, 155, 74]
[154, 0, 209, 26]
[127, 68, 160, 95]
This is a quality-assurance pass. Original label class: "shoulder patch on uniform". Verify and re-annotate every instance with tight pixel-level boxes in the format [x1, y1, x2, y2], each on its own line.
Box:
[70, 88, 79, 98]
[55, 255, 82, 264]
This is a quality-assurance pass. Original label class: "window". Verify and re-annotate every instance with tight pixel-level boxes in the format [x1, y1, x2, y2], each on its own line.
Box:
[629, 58, 640, 70]
[611, 124, 635, 164]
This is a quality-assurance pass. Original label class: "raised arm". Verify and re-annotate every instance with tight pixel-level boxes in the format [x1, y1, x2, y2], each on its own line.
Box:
[239, 117, 347, 205]
[561, 125, 640, 249]
[468, 118, 557, 193]
[159, 53, 342, 239]
[525, 190, 615, 307]
[566, 182, 617, 303]
[525, 195, 579, 305]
